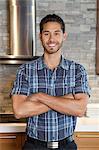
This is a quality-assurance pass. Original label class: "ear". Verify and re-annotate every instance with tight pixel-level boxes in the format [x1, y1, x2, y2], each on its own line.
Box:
[63, 32, 67, 41]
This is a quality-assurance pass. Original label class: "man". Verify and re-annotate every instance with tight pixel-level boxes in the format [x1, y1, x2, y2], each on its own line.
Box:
[11, 14, 90, 150]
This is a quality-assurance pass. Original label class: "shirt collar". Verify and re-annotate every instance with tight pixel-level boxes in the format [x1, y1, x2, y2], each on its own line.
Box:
[59, 55, 69, 70]
[37, 55, 69, 70]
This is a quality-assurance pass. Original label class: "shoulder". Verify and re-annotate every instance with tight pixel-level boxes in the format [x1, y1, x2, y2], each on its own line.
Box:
[64, 58, 86, 69]
[63, 58, 87, 74]
[17, 56, 41, 72]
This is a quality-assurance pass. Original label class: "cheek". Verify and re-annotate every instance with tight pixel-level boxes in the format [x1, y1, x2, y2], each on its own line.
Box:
[40, 39, 48, 47]
[42, 39, 48, 45]
[57, 37, 63, 43]
[41, 36, 49, 43]
[56, 35, 63, 41]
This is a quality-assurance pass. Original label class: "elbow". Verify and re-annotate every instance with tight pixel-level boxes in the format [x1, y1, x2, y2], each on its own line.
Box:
[77, 108, 87, 117]
[76, 99, 88, 117]
[77, 112, 85, 117]
[13, 108, 23, 119]
[14, 113, 22, 119]
[14, 112, 22, 119]
[13, 103, 24, 119]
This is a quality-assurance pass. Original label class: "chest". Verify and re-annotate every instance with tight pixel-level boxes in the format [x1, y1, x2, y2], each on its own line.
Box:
[28, 68, 75, 95]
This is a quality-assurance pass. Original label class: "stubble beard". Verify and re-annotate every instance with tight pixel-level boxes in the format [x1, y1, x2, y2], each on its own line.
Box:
[43, 41, 63, 54]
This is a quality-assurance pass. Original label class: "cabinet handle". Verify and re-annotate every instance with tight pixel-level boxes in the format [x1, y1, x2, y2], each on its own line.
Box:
[0, 136, 16, 139]
[76, 135, 99, 138]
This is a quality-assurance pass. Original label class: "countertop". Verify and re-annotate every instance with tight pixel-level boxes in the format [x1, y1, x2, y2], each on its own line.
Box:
[75, 117, 99, 132]
[0, 117, 99, 133]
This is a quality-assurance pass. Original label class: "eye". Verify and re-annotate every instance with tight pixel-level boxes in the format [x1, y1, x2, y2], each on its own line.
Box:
[55, 32, 60, 36]
[43, 32, 49, 36]
[44, 33, 49, 36]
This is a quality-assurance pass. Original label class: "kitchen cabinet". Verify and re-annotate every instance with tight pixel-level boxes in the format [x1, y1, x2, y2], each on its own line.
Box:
[74, 132, 99, 150]
[1, 131, 99, 150]
[0, 133, 26, 150]
[0, 118, 99, 149]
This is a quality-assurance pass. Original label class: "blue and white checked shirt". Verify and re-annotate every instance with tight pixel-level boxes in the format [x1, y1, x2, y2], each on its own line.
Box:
[11, 55, 90, 141]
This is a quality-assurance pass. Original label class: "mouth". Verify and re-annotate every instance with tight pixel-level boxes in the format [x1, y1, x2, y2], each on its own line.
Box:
[48, 43, 56, 48]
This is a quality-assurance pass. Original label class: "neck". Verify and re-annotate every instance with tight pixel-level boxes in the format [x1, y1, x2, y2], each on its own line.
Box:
[44, 52, 61, 70]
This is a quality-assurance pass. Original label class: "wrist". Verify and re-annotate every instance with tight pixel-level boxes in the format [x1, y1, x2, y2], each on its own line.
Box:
[27, 95, 32, 101]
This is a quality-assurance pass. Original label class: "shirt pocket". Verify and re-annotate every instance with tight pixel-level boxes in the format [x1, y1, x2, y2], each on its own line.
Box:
[29, 76, 47, 94]
[55, 77, 74, 96]
[29, 82, 38, 94]
[64, 76, 75, 95]
[55, 74, 75, 96]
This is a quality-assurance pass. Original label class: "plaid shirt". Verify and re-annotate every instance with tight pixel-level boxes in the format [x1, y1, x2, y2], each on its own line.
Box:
[11, 55, 90, 141]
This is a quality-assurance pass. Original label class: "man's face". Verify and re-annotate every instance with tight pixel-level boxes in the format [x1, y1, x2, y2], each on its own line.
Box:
[40, 22, 66, 54]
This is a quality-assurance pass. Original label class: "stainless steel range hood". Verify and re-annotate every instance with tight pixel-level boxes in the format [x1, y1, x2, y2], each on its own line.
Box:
[0, 55, 39, 64]
[0, 0, 36, 64]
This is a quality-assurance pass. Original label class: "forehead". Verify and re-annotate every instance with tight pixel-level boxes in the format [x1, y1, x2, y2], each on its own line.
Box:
[42, 22, 62, 32]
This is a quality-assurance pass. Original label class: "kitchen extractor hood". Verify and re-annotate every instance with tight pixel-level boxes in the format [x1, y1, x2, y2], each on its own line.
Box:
[0, 55, 39, 64]
[0, 0, 36, 64]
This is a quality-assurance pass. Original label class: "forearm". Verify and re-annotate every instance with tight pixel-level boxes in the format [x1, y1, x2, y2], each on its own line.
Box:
[38, 93, 88, 117]
[17, 101, 50, 118]
[40, 95, 77, 116]
[12, 94, 50, 119]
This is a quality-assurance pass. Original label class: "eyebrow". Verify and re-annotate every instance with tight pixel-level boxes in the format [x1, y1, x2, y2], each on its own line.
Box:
[42, 30, 62, 33]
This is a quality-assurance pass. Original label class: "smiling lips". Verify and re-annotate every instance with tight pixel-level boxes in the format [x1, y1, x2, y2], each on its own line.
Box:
[48, 43, 56, 47]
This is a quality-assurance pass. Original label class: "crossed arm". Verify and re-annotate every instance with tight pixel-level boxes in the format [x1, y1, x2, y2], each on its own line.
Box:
[12, 92, 88, 119]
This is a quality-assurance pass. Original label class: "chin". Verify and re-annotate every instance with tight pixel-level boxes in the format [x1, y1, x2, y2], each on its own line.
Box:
[47, 51, 58, 54]
[46, 48, 59, 54]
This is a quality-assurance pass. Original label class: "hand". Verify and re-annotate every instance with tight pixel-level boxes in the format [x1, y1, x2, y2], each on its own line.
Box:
[28, 93, 40, 102]
[62, 94, 75, 99]
[28, 92, 48, 102]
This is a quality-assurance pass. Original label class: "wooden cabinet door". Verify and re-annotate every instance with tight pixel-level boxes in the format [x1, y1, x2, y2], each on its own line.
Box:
[74, 132, 99, 150]
[21, 133, 26, 147]
[0, 133, 22, 150]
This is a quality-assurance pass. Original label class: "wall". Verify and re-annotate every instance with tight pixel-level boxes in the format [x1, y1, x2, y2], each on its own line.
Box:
[0, 0, 98, 113]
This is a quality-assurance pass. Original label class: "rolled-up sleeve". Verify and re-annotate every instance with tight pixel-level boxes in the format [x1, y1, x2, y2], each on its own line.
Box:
[74, 64, 90, 96]
[11, 65, 29, 96]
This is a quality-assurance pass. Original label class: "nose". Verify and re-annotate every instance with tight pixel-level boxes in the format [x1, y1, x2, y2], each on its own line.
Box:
[49, 33, 54, 42]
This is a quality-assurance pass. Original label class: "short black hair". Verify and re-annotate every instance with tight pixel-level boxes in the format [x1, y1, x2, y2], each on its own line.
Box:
[40, 14, 65, 33]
